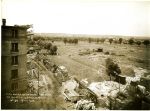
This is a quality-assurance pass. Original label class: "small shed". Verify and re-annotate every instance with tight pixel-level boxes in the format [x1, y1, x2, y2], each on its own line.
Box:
[115, 75, 126, 85]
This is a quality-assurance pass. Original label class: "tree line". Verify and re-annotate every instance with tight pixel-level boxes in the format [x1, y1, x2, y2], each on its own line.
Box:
[27, 38, 58, 55]
[28, 36, 150, 47]
[88, 37, 150, 47]
[63, 38, 78, 45]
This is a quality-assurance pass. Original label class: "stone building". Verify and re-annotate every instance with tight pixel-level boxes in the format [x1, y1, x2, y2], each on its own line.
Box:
[1, 19, 29, 93]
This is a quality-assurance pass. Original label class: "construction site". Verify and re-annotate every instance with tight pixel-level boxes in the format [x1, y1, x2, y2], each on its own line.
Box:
[1, 0, 150, 110]
[3, 40, 149, 110]
[1, 19, 150, 110]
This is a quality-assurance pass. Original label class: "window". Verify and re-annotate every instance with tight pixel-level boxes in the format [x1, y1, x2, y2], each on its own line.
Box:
[12, 56, 18, 65]
[11, 82, 18, 90]
[12, 29, 18, 38]
[11, 43, 18, 52]
[11, 69, 18, 79]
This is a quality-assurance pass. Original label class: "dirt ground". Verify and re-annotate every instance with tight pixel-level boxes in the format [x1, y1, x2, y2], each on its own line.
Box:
[25, 41, 150, 110]
[47, 41, 150, 83]
[22, 40, 150, 110]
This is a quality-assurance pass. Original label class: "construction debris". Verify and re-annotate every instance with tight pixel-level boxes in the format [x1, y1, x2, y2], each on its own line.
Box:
[78, 49, 91, 56]
[80, 78, 88, 87]
[60, 77, 98, 106]
[115, 75, 126, 84]
[140, 77, 150, 91]
[74, 77, 98, 103]
[88, 81, 129, 109]
[95, 48, 103, 52]
[88, 81, 125, 99]
[27, 74, 53, 95]
[61, 78, 79, 102]
[27, 68, 38, 79]
[75, 99, 96, 110]
[54, 65, 69, 83]
[27, 53, 37, 62]
[126, 67, 148, 85]
[26, 50, 150, 110]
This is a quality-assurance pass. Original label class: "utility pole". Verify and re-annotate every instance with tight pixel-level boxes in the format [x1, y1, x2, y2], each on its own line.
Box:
[119, 77, 120, 92]
[37, 51, 40, 96]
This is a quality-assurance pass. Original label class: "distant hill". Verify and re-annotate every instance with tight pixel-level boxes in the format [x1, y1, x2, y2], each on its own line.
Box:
[34, 33, 150, 39]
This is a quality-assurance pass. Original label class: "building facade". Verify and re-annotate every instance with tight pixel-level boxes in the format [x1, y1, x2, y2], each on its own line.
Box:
[1, 19, 29, 94]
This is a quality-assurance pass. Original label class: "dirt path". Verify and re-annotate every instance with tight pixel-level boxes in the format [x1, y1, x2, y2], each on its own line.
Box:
[33, 59, 66, 109]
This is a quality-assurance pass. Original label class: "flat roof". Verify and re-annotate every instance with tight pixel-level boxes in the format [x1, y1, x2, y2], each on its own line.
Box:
[2, 25, 30, 29]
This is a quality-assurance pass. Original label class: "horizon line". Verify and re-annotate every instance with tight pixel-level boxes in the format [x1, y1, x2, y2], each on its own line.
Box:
[34, 32, 150, 38]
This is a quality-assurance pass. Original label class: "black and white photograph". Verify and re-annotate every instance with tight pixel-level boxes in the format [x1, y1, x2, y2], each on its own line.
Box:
[1, 0, 150, 110]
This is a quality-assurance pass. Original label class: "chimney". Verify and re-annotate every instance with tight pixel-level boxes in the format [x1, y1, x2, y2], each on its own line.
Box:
[2, 19, 6, 26]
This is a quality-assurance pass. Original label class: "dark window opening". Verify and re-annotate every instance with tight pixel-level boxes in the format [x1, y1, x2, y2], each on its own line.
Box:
[12, 29, 18, 38]
[11, 43, 18, 52]
[11, 82, 18, 90]
[11, 69, 18, 79]
[12, 56, 18, 65]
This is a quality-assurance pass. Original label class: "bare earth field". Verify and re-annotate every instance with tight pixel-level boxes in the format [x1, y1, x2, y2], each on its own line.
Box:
[48, 41, 150, 83]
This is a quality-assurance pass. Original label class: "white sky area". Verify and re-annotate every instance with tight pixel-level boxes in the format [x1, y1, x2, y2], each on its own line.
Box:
[1, 0, 150, 36]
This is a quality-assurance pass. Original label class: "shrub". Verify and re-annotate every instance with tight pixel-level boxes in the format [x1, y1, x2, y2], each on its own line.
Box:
[136, 41, 141, 46]
[50, 45, 58, 55]
[106, 58, 121, 80]
[74, 39, 78, 44]
[100, 38, 105, 43]
[128, 38, 134, 45]
[119, 38, 123, 44]
[45, 43, 52, 49]
[96, 48, 103, 52]
[96, 38, 100, 43]
[143, 40, 150, 47]
[27, 40, 35, 45]
[109, 38, 113, 44]
[88, 38, 92, 43]
[104, 51, 109, 55]
[63, 38, 67, 45]
[111, 52, 116, 55]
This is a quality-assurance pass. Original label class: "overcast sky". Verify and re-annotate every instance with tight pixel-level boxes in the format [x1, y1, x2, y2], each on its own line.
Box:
[1, 0, 150, 36]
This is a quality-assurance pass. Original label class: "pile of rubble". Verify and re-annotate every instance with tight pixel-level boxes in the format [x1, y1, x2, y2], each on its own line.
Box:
[75, 99, 95, 110]
[27, 51, 53, 95]
[59, 66, 150, 110]
[126, 67, 148, 85]
[88, 81, 125, 98]
[61, 78, 79, 102]
[88, 81, 126, 108]
[60, 77, 98, 109]
[27, 70, 52, 95]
